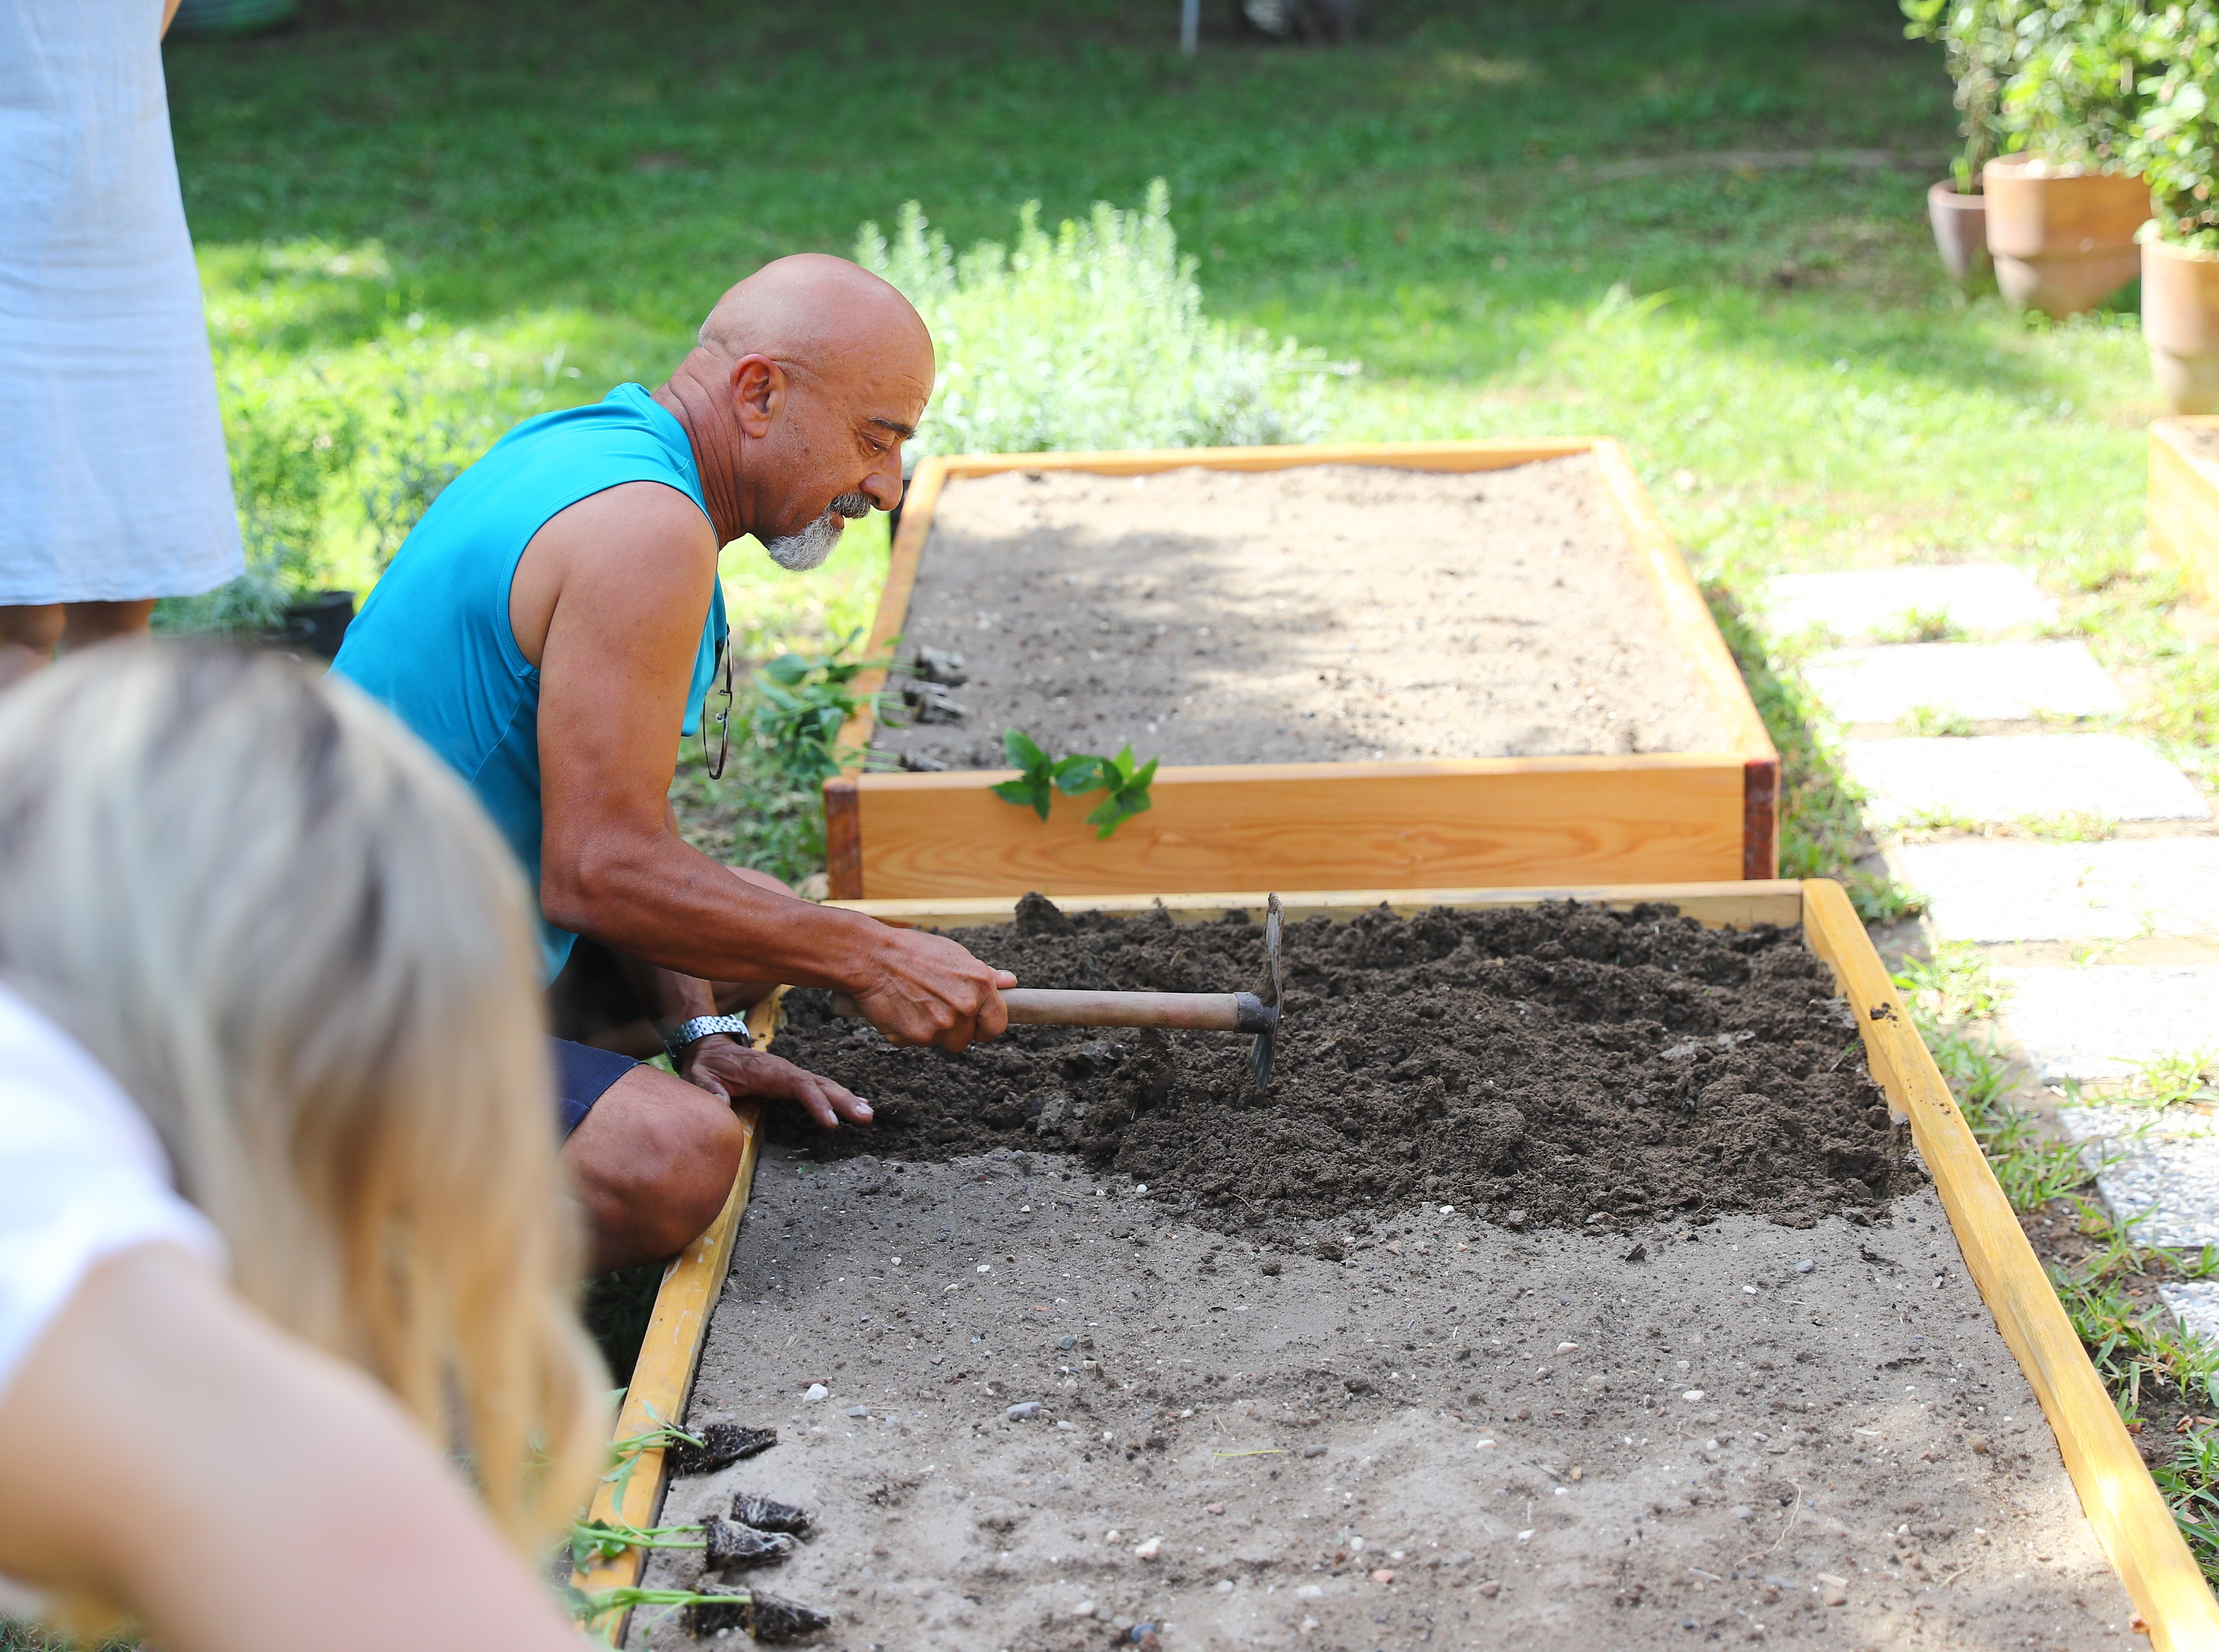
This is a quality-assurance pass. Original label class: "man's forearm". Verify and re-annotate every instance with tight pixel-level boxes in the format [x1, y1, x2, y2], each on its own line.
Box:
[546, 828, 890, 991]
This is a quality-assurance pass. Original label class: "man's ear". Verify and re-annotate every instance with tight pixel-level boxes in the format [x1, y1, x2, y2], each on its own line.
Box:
[729, 354, 787, 440]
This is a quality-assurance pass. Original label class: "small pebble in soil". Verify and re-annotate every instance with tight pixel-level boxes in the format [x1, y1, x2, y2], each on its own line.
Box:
[1259, 1258, 1281, 1275]
[1007, 1401, 1043, 1421]
[1478, 1580, 1502, 1598]
[1302, 1445, 1327, 1458]
[804, 1384, 827, 1402]
[1623, 1242, 1647, 1262]
[845, 1406, 867, 1418]
[1797, 1258, 1816, 1272]
[1133, 1537, 1162, 1559]
[1205, 1502, 1225, 1515]
[1371, 1568, 1397, 1585]
[1730, 1505, 1753, 1521]
[1057, 1335, 1076, 1349]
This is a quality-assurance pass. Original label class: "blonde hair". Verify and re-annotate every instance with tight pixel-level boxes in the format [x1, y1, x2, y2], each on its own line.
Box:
[0, 643, 603, 1550]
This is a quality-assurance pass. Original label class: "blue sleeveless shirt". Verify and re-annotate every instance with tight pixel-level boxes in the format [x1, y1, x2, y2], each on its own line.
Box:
[331, 383, 729, 980]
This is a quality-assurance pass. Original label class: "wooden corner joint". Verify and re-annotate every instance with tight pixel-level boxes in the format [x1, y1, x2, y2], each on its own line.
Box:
[1742, 757, 1780, 881]
[824, 775, 863, 901]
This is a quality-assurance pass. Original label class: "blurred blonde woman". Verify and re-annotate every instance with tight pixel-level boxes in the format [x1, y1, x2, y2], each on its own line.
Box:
[0, 644, 605, 1651]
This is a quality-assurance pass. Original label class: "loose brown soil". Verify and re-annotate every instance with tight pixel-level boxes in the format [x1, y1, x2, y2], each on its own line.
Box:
[628, 904, 2135, 1650]
[766, 898, 1919, 1238]
[872, 460, 1734, 772]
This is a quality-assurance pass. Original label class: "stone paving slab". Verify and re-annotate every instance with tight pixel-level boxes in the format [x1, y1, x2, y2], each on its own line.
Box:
[2160, 1281, 2219, 1342]
[2056, 1105, 2219, 1249]
[1999, 965, 2219, 1083]
[1804, 639, 2127, 725]
[1847, 733, 2212, 827]
[1892, 838, 2219, 942]
[1762, 565, 2056, 640]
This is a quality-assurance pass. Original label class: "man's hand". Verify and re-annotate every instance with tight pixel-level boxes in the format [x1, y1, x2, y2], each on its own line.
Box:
[677, 1035, 872, 1130]
[850, 927, 1016, 1051]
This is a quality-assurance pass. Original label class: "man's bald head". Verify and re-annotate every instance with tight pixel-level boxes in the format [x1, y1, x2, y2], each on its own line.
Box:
[659, 254, 934, 567]
[697, 254, 934, 395]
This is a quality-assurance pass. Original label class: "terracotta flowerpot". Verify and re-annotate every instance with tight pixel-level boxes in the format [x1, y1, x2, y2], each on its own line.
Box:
[1982, 155, 2151, 317]
[1928, 181, 1991, 287]
[2145, 238, 2219, 415]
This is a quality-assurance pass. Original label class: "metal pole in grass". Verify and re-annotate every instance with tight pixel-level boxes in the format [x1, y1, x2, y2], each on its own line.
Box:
[1180, 0, 1199, 54]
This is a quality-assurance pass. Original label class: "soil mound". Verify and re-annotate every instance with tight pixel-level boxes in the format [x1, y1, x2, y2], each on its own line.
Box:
[766, 899, 1916, 1232]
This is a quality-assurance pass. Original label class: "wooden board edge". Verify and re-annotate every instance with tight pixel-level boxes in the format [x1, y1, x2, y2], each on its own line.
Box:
[931, 437, 1602, 478]
[568, 991, 781, 1643]
[836, 457, 948, 752]
[849, 751, 1746, 794]
[1588, 438, 1776, 764]
[830, 880, 1807, 932]
[1742, 756, 1781, 880]
[2150, 427, 2219, 607]
[1798, 878, 2219, 1651]
[824, 777, 863, 901]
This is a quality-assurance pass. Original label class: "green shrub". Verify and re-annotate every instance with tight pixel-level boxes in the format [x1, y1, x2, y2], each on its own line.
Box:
[1902, 0, 2031, 190]
[857, 179, 1352, 461]
[2134, 3, 2219, 249]
[1999, 0, 2152, 169]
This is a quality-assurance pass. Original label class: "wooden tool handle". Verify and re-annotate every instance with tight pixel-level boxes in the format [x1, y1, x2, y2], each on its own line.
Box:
[831, 988, 1274, 1034]
[1002, 988, 1274, 1032]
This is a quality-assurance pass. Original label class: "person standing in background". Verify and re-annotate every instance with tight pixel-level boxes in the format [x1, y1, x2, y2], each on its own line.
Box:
[0, 0, 243, 690]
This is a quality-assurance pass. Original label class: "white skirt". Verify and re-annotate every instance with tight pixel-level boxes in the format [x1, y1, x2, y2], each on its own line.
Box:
[0, 0, 242, 605]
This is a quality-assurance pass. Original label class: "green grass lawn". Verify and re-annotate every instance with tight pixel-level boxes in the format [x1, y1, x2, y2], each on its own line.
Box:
[149, 0, 2219, 1597]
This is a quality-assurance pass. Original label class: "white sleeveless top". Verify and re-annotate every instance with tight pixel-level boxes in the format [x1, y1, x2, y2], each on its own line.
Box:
[0, 980, 224, 1617]
[0, 0, 243, 605]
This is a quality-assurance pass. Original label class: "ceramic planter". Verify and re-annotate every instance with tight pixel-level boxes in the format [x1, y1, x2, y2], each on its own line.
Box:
[1927, 181, 1991, 287]
[1982, 155, 2150, 317]
[2144, 238, 2219, 415]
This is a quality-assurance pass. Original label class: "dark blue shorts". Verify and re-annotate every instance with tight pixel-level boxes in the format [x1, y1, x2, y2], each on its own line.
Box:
[553, 1036, 638, 1138]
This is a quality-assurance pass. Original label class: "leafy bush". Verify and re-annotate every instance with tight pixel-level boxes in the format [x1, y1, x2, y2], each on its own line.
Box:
[2134, 3, 2219, 249]
[1999, 0, 2150, 169]
[1902, 0, 2029, 189]
[857, 180, 1352, 461]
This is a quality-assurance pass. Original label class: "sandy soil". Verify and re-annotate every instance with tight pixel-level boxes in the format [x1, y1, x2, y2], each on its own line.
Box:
[872, 459, 1734, 771]
[631, 1151, 2132, 1652]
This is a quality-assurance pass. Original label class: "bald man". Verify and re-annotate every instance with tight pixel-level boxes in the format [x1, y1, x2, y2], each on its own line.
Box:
[332, 256, 1014, 1271]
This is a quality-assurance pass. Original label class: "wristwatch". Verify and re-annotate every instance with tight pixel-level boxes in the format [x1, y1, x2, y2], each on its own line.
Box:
[663, 1013, 752, 1063]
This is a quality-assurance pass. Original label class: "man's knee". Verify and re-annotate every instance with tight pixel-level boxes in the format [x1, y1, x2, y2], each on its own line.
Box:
[564, 1067, 745, 1268]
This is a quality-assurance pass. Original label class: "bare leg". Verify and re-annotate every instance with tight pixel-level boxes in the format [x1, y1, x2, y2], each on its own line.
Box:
[58, 598, 156, 654]
[0, 605, 64, 692]
[561, 1062, 748, 1271]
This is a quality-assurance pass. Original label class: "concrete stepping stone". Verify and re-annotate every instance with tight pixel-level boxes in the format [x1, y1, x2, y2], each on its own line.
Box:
[1804, 640, 2127, 725]
[1998, 965, 2219, 1084]
[2055, 1105, 2219, 1249]
[1762, 565, 2056, 641]
[1893, 838, 2219, 942]
[1847, 734, 2211, 828]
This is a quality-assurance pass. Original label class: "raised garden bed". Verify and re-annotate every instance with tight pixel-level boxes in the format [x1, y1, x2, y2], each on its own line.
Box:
[2151, 416, 2219, 606]
[824, 442, 1779, 901]
[577, 883, 2219, 1651]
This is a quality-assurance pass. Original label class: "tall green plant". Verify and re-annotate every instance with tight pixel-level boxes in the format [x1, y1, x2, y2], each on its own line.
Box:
[1903, 0, 2030, 190]
[2134, 3, 2219, 248]
[857, 180, 1353, 461]
[1999, 0, 2152, 169]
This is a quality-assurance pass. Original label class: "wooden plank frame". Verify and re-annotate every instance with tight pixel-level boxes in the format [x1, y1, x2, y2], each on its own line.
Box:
[823, 440, 1780, 902]
[569, 992, 778, 1646]
[2151, 416, 2219, 606]
[598, 880, 2216, 1649]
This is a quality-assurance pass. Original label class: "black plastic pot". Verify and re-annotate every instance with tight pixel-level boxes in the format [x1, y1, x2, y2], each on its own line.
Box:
[284, 590, 357, 661]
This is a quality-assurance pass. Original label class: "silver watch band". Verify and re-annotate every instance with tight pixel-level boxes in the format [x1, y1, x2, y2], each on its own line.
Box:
[663, 1013, 752, 1062]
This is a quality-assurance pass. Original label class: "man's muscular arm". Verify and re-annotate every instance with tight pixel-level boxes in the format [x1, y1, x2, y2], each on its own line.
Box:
[519, 483, 1011, 1049]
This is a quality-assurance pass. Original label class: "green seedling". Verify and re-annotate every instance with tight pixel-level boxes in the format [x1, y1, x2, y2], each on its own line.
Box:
[2017, 810, 2116, 843]
[569, 1515, 705, 1570]
[991, 729, 1159, 838]
[1073, 744, 1159, 838]
[990, 729, 1103, 821]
